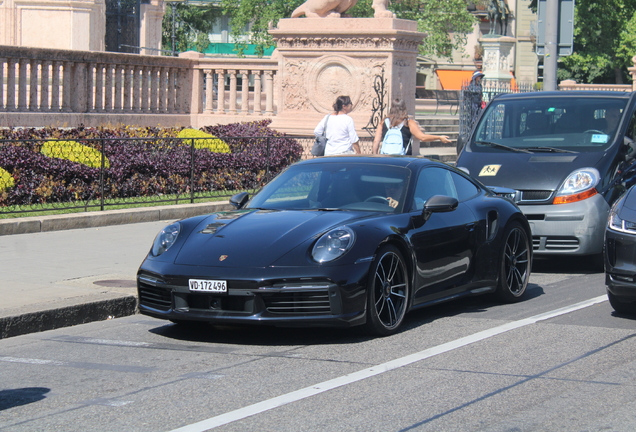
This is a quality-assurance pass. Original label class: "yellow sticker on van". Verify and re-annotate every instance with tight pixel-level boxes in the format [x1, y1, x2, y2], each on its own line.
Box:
[479, 165, 501, 176]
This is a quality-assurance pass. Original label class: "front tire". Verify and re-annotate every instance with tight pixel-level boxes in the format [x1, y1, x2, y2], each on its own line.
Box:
[495, 222, 530, 302]
[364, 245, 409, 336]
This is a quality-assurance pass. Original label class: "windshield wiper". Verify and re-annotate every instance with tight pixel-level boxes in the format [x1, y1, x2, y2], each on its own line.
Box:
[475, 141, 533, 153]
[523, 146, 578, 154]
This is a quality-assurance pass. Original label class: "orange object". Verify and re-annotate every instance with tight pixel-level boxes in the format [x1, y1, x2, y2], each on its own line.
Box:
[435, 70, 475, 90]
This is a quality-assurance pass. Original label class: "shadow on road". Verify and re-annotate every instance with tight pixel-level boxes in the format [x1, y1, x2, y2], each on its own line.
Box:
[0, 388, 50, 411]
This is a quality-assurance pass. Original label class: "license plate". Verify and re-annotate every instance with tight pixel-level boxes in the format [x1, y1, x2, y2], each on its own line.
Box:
[188, 279, 227, 293]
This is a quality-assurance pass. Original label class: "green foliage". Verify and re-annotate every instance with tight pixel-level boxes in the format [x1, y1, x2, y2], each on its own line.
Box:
[0, 167, 14, 192]
[177, 128, 231, 153]
[41, 140, 110, 169]
[558, 0, 636, 84]
[162, 3, 223, 55]
[220, 0, 477, 60]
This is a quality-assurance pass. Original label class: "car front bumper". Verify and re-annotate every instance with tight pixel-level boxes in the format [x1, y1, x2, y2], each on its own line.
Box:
[136, 261, 371, 328]
[521, 193, 609, 256]
[605, 227, 636, 301]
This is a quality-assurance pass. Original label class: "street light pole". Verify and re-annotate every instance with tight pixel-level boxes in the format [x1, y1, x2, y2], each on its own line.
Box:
[171, 1, 178, 56]
[543, 0, 559, 91]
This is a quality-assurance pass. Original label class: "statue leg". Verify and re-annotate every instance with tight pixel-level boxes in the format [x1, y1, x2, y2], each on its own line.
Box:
[372, 0, 395, 18]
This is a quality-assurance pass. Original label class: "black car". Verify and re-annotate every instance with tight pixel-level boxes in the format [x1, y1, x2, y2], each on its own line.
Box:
[605, 185, 636, 314]
[137, 156, 532, 335]
[457, 91, 636, 259]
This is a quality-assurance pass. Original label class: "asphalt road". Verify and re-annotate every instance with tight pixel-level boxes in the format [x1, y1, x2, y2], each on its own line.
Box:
[1, 224, 635, 431]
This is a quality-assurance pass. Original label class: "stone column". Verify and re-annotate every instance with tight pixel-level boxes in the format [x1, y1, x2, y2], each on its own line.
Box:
[216, 69, 226, 114]
[240, 69, 250, 115]
[265, 71, 274, 116]
[228, 70, 238, 115]
[253, 71, 262, 115]
[269, 18, 425, 135]
[204, 69, 214, 114]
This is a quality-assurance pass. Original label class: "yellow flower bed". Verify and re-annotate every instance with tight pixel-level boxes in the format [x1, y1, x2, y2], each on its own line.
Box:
[41, 140, 110, 169]
[177, 128, 231, 153]
[0, 167, 15, 191]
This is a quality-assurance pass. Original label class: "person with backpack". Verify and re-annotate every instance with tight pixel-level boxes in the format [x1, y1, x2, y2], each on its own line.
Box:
[372, 98, 451, 155]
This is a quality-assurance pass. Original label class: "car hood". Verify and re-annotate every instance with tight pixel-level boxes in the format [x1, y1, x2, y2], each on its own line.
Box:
[457, 151, 605, 190]
[174, 209, 372, 267]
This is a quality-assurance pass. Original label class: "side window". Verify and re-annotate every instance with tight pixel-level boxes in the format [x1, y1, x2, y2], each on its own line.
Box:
[475, 103, 506, 140]
[450, 171, 480, 202]
[412, 167, 457, 211]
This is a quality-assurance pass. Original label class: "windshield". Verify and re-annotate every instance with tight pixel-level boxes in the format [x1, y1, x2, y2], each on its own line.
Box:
[248, 163, 411, 213]
[472, 96, 628, 153]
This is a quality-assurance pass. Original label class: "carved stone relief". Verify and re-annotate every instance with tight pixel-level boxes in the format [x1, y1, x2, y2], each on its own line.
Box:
[305, 56, 361, 112]
[276, 36, 420, 52]
[281, 59, 311, 111]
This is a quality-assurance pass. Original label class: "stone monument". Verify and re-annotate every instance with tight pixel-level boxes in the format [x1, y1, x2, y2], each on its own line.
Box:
[269, 13, 425, 135]
[480, 0, 515, 83]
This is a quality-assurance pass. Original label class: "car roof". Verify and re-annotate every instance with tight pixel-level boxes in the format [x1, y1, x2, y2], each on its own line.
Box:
[494, 91, 635, 101]
[297, 155, 445, 169]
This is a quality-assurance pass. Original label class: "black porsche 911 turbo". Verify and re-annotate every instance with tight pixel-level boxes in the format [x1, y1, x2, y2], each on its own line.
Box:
[137, 155, 532, 336]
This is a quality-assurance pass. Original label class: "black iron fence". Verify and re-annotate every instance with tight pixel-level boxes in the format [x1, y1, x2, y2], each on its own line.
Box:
[458, 80, 535, 151]
[0, 135, 315, 217]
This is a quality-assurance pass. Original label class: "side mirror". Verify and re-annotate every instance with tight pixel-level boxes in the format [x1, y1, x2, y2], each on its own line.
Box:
[419, 195, 459, 223]
[230, 192, 249, 209]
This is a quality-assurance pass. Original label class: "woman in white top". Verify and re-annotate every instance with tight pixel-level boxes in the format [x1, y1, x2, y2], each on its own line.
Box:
[314, 95, 361, 155]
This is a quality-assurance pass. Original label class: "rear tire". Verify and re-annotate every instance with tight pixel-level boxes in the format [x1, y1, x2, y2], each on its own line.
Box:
[495, 222, 530, 302]
[364, 245, 409, 336]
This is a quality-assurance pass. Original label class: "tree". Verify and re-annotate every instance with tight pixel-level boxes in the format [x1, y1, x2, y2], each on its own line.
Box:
[162, 3, 223, 55]
[530, 0, 636, 84]
[220, 0, 478, 60]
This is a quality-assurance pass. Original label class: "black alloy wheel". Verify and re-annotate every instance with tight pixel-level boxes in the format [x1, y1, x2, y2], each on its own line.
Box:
[364, 245, 409, 336]
[495, 222, 530, 302]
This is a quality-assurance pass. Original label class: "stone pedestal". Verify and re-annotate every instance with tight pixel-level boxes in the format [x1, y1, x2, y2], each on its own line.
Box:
[479, 36, 516, 82]
[0, 0, 105, 50]
[269, 18, 425, 135]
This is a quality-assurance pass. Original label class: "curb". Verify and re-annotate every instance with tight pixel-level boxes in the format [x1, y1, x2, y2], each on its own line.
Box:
[0, 200, 235, 236]
[0, 295, 138, 339]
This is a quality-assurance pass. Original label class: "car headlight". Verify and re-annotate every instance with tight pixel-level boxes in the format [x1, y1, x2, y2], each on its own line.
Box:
[151, 222, 181, 256]
[553, 168, 600, 204]
[312, 226, 355, 263]
[608, 203, 636, 234]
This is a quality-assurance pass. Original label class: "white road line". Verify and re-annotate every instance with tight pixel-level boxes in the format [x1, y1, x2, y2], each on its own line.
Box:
[169, 295, 608, 432]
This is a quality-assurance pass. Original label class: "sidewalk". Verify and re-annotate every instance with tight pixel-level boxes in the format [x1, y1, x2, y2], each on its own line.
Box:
[0, 201, 233, 339]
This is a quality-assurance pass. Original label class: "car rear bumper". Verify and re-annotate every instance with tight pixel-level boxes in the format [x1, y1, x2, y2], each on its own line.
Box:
[521, 193, 609, 256]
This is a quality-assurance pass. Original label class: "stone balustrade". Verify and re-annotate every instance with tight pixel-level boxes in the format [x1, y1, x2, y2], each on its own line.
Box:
[0, 45, 193, 114]
[185, 53, 279, 120]
[558, 79, 632, 92]
[0, 46, 279, 129]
